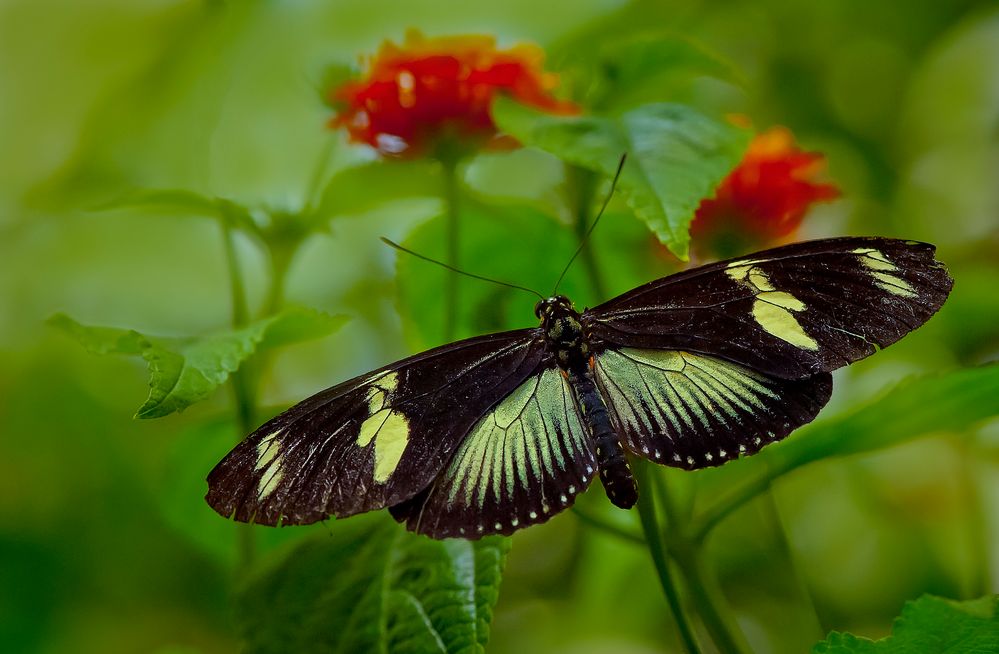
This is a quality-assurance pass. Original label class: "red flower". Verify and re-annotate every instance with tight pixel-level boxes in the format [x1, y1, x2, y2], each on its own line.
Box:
[691, 126, 840, 256]
[329, 31, 577, 159]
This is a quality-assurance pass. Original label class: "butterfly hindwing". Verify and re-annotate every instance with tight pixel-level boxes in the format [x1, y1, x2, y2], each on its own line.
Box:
[584, 237, 953, 378]
[205, 330, 547, 526]
[593, 348, 832, 470]
[390, 364, 595, 539]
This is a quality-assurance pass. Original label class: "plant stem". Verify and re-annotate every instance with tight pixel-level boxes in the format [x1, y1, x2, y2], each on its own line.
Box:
[571, 506, 646, 546]
[569, 165, 606, 300]
[671, 541, 753, 654]
[441, 158, 460, 342]
[633, 460, 702, 654]
[690, 462, 788, 544]
[221, 221, 257, 570]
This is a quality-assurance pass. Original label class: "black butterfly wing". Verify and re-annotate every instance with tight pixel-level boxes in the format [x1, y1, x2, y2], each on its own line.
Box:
[582, 237, 951, 469]
[592, 348, 832, 469]
[583, 237, 953, 379]
[389, 363, 596, 539]
[206, 329, 548, 527]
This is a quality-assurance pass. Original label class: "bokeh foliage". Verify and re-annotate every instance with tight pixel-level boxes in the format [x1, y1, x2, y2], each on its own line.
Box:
[2, 1, 998, 653]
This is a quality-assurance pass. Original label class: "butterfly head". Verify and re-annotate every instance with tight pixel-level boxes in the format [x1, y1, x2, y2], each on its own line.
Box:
[534, 295, 575, 321]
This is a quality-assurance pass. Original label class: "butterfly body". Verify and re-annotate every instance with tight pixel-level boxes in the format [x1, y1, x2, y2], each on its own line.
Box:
[538, 295, 639, 509]
[207, 237, 952, 540]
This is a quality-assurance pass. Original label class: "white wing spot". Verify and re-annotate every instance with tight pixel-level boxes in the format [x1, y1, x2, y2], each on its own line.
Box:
[719, 449, 727, 458]
[560, 494, 568, 504]
[686, 456, 694, 465]
[739, 444, 747, 452]
[568, 485, 576, 494]
[654, 450, 661, 459]
[673, 454, 681, 461]
[705, 453, 714, 461]
[529, 511, 538, 519]
[754, 437, 762, 445]
[511, 518, 519, 527]
[494, 522, 502, 531]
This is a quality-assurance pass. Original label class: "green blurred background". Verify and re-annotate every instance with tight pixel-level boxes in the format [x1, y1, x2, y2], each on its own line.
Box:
[2, 1, 998, 652]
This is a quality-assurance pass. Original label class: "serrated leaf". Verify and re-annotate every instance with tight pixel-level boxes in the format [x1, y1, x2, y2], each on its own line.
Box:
[49, 307, 348, 419]
[813, 594, 999, 653]
[493, 99, 750, 259]
[236, 515, 511, 654]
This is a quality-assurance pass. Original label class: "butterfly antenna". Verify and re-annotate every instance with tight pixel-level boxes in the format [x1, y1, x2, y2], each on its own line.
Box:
[552, 154, 627, 295]
[381, 237, 545, 300]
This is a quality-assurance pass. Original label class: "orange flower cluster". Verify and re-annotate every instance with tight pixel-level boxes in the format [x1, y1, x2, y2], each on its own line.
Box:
[330, 32, 577, 159]
[691, 126, 840, 253]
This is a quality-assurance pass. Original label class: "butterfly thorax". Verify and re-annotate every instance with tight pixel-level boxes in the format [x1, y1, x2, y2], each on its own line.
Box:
[536, 295, 590, 369]
[536, 295, 639, 509]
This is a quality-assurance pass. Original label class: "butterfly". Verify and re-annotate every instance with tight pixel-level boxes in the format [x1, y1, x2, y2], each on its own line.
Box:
[206, 236, 952, 539]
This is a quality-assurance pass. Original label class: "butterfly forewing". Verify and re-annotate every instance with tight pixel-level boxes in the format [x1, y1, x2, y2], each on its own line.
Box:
[583, 237, 953, 378]
[593, 348, 833, 469]
[206, 330, 546, 526]
[389, 365, 595, 538]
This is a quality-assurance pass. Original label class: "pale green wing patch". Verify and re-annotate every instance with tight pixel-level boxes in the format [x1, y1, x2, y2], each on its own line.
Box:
[394, 366, 596, 539]
[594, 348, 833, 470]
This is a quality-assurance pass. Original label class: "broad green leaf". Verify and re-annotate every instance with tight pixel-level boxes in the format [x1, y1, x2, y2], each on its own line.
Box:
[493, 98, 750, 259]
[769, 364, 999, 474]
[237, 515, 511, 654]
[692, 364, 999, 535]
[314, 160, 442, 222]
[813, 594, 999, 653]
[49, 307, 347, 419]
[395, 201, 659, 350]
[98, 188, 262, 238]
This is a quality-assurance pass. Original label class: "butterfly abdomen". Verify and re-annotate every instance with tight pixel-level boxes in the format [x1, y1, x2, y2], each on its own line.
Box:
[571, 370, 638, 509]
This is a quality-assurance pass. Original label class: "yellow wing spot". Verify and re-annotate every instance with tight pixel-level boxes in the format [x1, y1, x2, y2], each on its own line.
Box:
[757, 290, 806, 312]
[355, 370, 410, 483]
[255, 431, 282, 471]
[852, 247, 899, 272]
[373, 412, 409, 482]
[725, 258, 768, 282]
[727, 263, 818, 351]
[852, 249, 918, 298]
[752, 300, 819, 350]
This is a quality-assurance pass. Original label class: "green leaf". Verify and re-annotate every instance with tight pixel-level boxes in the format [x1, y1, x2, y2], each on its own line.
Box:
[236, 515, 511, 654]
[97, 188, 262, 238]
[49, 307, 348, 419]
[493, 99, 751, 259]
[813, 594, 999, 653]
[314, 160, 442, 222]
[691, 364, 999, 538]
[597, 33, 745, 91]
[395, 198, 659, 350]
[769, 364, 999, 474]
[575, 33, 746, 111]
